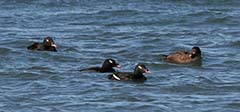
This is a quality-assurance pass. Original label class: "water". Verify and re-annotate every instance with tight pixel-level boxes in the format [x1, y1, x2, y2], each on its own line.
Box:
[0, 0, 240, 112]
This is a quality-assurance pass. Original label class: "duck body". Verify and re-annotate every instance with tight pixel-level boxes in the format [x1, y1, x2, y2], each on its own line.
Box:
[108, 64, 151, 82]
[163, 47, 201, 64]
[27, 37, 57, 52]
[79, 59, 121, 73]
[80, 67, 116, 73]
[109, 72, 147, 82]
[27, 43, 57, 51]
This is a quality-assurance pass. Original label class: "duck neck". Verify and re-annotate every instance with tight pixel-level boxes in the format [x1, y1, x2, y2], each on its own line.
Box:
[191, 54, 196, 58]
[133, 68, 143, 77]
[44, 44, 53, 48]
[101, 65, 113, 70]
[191, 53, 201, 58]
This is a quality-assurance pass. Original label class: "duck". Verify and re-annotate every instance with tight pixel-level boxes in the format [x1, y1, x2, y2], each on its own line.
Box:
[163, 46, 201, 64]
[27, 37, 57, 52]
[79, 59, 121, 73]
[108, 64, 151, 82]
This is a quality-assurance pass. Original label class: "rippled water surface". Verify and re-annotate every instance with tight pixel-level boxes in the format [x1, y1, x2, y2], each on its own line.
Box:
[1, 0, 240, 112]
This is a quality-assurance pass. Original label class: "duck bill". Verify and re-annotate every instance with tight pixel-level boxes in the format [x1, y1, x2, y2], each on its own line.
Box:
[51, 44, 57, 48]
[116, 64, 121, 68]
[145, 70, 151, 74]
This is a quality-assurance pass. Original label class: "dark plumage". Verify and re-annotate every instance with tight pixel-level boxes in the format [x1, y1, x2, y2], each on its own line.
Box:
[108, 64, 151, 82]
[163, 46, 201, 64]
[79, 59, 121, 73]
[27, 37, 57, 52]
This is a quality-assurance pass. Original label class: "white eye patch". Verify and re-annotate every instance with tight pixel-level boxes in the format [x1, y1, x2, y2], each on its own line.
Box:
[138, 66, 143, 69]
[109, 60, 113, 64]
[46, 39, 49, 42]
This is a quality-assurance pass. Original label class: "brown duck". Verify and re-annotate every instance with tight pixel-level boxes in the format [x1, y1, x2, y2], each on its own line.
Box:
[163, 47, 201, 64]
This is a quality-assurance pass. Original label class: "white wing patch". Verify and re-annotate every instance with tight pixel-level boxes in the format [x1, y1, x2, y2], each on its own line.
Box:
[113, 74, 121, 80]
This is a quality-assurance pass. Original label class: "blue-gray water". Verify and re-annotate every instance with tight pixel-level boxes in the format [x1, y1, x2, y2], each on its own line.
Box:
[0, 0, 240, 112]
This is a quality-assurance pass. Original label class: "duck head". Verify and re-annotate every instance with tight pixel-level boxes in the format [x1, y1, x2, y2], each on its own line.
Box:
[102, 59, 121, 68]
[43, 37, 57, 48]
[134, 64, 151, 74]
[190, 46, 201, 58]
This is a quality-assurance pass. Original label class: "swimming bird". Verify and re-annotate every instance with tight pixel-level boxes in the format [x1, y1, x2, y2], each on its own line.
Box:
[27, 37, 57, 52]
[108, 64, 151, 82]
[79, 59, 121, 73]
[163, 46, 201, 64]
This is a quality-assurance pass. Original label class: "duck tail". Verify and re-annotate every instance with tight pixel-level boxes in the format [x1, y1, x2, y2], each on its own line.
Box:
[162, 54, 168, 57]
[79, 68, 87, 72]
[161, 54, 168, 60]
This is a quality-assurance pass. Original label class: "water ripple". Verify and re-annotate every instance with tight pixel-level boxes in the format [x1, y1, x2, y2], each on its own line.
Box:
[0, 0, 240, 112]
